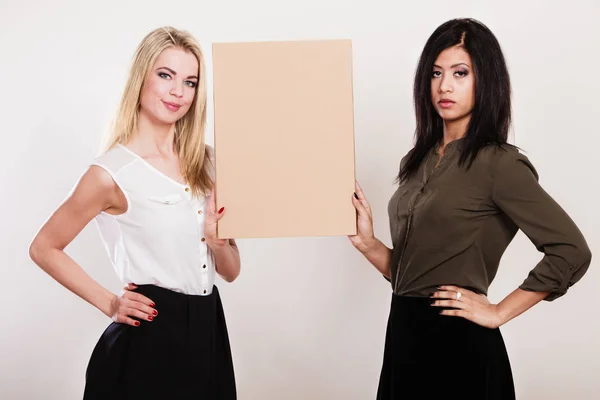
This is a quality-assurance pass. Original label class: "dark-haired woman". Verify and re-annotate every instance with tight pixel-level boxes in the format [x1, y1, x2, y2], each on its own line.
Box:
[348, 18, 591, 399]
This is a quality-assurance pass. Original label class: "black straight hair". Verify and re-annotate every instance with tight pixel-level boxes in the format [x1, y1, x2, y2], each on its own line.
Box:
[398, 18, 513, 183]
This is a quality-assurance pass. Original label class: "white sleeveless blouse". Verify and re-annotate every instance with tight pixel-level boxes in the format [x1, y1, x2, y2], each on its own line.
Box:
[91, 144, 215, 296]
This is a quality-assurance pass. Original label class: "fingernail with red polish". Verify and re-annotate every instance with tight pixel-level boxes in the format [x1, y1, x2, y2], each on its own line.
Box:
[150, 303, 155, 308]
[134, 321, 140, 326]
[218, 207, 224, 214]
[152, 310, 158, 316]
[148, 316, 154, 321]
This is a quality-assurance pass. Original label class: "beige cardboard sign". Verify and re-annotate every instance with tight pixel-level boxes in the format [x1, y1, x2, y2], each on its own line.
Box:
[212, 39, 356, 239]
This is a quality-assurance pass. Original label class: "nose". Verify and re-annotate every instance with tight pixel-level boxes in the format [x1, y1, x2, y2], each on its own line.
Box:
[170, 80, 184, 98]
[439, 73, 453, 93]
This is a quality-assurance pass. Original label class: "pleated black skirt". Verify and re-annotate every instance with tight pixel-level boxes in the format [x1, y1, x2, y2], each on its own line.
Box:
[377, 295, 515, 400]
[83, 284, 236, 400]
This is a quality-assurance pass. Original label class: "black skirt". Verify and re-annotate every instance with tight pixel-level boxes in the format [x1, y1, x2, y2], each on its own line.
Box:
[83, 284, 236, 400]
[377, 295, 515, 400]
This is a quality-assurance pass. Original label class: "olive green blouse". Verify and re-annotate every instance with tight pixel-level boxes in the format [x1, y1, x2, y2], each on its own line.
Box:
[387, 139, 592, 301]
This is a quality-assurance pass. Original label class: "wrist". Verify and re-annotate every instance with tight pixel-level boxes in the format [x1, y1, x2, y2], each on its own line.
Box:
[493, 304, 509, 327]
[361, 236, 379, 255]
[207, 239, 229, 252]
[100, 291, 117, 319]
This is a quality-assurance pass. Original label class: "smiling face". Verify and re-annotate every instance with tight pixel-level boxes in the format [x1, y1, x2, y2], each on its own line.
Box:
[138, 47, 199, 126]
[430, 46, 475, 125]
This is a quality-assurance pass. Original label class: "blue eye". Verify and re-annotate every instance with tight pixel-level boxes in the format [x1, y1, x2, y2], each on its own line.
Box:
[185, 81, 197, 88]
[159, 72, 171, 79]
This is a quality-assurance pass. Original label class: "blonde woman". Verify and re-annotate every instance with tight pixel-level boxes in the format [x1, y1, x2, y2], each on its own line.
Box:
[29, 27, 239, 399]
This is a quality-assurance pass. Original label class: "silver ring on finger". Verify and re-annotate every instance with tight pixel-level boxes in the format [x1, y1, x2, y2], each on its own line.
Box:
[456, 291, 462, 301]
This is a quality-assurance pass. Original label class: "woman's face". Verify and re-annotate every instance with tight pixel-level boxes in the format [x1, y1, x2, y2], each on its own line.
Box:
[139, 47, 199, 125]
[430, 46, 475, 124]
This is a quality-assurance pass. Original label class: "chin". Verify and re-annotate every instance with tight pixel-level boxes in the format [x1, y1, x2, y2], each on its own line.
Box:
[163, 115, 183, 124]
[155, 110, 186, 125]
[438, 110, 469, 123]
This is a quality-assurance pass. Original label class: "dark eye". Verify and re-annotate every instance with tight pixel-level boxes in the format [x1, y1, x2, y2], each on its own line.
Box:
[455, 70, 468, 77]
[159, 72, 171, 79]
[432, 70, 442, 78]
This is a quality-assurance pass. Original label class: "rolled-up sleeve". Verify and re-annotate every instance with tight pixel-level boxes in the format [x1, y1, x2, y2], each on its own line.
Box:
[492, 149, 592, 301]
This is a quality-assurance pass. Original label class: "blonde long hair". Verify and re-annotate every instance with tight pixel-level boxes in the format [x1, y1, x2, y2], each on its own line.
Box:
[103, 26, 212, 197]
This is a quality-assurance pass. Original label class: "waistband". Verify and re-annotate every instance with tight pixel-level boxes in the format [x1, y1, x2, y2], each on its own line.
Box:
[130, 284, 220, 322]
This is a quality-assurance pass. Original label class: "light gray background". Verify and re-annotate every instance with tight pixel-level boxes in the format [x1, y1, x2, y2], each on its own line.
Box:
[1, 0, 598, 399]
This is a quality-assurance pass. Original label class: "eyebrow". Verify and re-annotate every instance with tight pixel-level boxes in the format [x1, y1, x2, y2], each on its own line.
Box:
[157, 66, 198, 80]
[433, 63, 471, 69]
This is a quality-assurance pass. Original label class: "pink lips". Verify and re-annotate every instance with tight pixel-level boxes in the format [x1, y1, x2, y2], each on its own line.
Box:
[162, 101, 181, 112]
[438, 100, 455, 109]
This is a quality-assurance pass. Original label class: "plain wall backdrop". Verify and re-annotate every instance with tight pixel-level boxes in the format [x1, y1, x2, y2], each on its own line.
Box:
[1, 0, 598, 399]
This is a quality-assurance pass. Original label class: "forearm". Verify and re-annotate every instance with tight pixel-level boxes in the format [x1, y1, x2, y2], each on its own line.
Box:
[361, 238, 392, 278]
[210, 241, 241, 282]
[496, 288, 549, 325]
[29, 245, 115, 317]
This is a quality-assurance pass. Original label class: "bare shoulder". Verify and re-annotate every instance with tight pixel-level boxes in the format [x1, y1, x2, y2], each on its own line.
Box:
[84, 165, 119, 192]
[69, 165, 124, 213]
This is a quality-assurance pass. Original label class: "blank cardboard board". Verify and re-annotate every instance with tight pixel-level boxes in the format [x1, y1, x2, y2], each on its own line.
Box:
[212, 39, 356, 239]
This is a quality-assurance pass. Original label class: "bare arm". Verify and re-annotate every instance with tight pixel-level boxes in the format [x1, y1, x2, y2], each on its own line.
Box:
[29, 166, 156, 325]
[203, 189, 241, 282]
[360, 238, 392, 279]
[496, 288, 549, 324]
[431, 285, 549, 329]
[349, 181, 392, 278]
[431, 150, 591, 328]
[210, 239, 241, 283]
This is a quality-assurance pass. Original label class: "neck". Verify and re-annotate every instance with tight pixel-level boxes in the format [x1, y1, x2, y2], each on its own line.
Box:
[129, 111, 177, 155]
[438, 114, 470, 152]
[443, 117, 470, 144]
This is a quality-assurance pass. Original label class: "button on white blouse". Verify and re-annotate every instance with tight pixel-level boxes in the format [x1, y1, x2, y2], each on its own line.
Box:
[91, 144, 215, 296]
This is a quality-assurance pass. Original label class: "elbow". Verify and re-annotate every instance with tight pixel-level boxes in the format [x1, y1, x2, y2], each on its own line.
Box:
[29, 236, 53, 268]
[223, 269, 240, 283]
[28, 238, 43, 265]
[221, 264, 241, 283]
